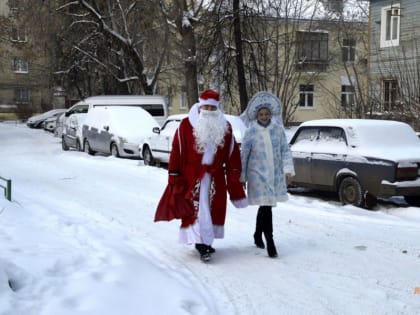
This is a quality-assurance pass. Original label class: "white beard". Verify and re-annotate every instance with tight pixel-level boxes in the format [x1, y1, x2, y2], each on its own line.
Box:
[193, 109, 228, 154]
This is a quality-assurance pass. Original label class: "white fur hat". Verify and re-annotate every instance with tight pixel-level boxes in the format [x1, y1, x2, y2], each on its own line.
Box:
[240, 91, 283, 127]
[198, 89, 220, 107]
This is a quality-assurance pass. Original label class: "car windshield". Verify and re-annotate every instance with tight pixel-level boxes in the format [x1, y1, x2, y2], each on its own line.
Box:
[162, 120, 180, 134]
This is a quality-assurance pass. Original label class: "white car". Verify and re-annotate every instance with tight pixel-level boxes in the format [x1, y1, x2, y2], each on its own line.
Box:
[61, 103, 89, 151]
[26, 109, 66, 129]
[82, 106, 159, 158]
[140, 113, 247, 166]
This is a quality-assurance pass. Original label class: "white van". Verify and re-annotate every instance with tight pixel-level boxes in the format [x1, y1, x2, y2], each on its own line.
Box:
[77, 95, 168, 126]
[82, 106, 159, 158]
[62, 95, 168, 152]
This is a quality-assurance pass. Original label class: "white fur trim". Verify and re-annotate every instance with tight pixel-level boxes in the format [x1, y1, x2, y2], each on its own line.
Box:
[199, 97, 219, 107]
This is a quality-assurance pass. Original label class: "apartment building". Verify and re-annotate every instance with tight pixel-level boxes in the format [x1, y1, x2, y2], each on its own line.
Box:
[368, 0, 420, 129]
[0, 0, 56, 120]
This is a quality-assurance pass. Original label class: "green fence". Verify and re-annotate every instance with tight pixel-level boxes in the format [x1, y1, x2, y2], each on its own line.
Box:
[0, 176, 12, 201]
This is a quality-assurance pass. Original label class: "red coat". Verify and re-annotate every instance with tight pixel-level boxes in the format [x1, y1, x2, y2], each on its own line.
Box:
[155, 117, 246, 227]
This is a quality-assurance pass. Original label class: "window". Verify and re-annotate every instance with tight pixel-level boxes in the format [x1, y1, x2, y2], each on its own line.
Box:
[296, 31, 328, 71]
[293, 127, 319, 144]
[319, 127, 346, 144]
[341, 85, 355, 108]
[13, 58, 28, 73]
[10, 26, 27, 42]
[342, 39, 356, 63]
[382, 79, 399, 111]
[299, 85, 314, 108]
[180, 87, 187, 109]
[162, 120, 181, 135]
[380, 4, 400, 48]
[15, 87, 29, 103]
[9, 0, 20, 11]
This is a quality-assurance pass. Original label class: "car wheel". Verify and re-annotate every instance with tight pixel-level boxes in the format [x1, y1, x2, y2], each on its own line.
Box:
[76, 140, 82, 151]
[142, 145, 155, 166]
[84, 139, 94, 155]
[111, 143, 120, 157]
[62, 136, 69, 151]
[404, 196, 420, 207]
[338, 177, 364, 207]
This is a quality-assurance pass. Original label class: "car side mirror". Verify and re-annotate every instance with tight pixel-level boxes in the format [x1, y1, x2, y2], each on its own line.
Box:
[152, 127, 160, 134]
[65, 112, 71, 117]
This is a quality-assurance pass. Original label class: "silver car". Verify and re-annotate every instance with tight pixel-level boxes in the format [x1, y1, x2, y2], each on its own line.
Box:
[26, 109, 66, 129]
[81, 106, 159, 158]
[289, 119, 420, 208]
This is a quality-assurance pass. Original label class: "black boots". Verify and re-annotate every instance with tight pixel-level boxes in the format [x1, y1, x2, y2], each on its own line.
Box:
[254, 206, 278, 258]
[254, 207, 265, 249]
[253, 232, 265, 249]
[265, 237, 278, 258]
[195, 243, 214, 262]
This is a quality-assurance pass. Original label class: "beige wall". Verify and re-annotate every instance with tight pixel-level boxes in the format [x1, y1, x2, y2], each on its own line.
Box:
[0, 1, 53, 119]
[0, 0, 9, 16]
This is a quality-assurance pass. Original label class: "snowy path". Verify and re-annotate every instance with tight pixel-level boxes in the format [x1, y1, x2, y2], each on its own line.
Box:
[1, 123, 420, 315]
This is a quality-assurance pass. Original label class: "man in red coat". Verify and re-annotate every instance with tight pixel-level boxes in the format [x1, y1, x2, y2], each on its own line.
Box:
[160, 89, 247, 262]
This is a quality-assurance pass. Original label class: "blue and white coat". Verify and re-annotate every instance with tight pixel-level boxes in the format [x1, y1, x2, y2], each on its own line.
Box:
[240, 120, 295, 206]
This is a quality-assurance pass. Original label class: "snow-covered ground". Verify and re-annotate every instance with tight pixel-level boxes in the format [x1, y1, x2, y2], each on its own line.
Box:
[1, 122, 420, 315]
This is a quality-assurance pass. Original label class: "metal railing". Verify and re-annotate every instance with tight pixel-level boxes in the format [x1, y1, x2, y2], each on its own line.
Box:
[0, 176, 12, 201]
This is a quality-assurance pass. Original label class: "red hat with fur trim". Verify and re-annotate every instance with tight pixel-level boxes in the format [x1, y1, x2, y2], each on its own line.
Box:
[198, 89, 220, 107]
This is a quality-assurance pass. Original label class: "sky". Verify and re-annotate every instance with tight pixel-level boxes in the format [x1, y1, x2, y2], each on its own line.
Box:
[1, 121, 420, 315]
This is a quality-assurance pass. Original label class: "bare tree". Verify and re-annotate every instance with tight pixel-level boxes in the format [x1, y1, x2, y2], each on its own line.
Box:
[159, 0, 210, 107]
[207, 0, 325, 123]
[232, 0, 248, 111]
[21, 0, 172, 99]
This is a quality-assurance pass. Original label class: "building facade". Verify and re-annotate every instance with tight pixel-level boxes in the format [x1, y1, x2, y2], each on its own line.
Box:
[368, 0, 420, 129]
[0, 0, 55, 120]
[291, 19, 369, 124]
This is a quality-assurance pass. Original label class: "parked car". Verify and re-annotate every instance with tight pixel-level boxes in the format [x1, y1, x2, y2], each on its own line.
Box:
[26, 109, 66, 129]
[61, 103, 89, 151]
[65, 95, 168, 126]
[288, 119, 420, 208]
[43, 113, 64, 133]
[53, 113, 65, 137]
[81, 106, 159, 158]
[140, 113, 247, 166]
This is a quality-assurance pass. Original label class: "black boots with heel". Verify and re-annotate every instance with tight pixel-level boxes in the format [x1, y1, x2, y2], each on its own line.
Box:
[254, 206, 278, 258]
[253, 207, 265, 249]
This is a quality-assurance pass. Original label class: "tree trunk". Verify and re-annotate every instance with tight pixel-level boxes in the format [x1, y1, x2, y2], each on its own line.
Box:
[183, 26, 199, 107]
[233, 0, 248, 112]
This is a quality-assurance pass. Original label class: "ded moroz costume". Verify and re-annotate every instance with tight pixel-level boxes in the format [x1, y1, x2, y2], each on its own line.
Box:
[155, 89, 247, 262]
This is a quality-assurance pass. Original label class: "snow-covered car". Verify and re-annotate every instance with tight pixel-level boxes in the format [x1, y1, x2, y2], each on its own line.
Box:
[53, 113, 65, 137]
[140, 113, 247, 166]
[288, 119, 420, 208]
[81, 106, 159, 158]
[26, 109, 66, 129]
[43, 112, 65, 133]
[61, 103, 89, 151]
